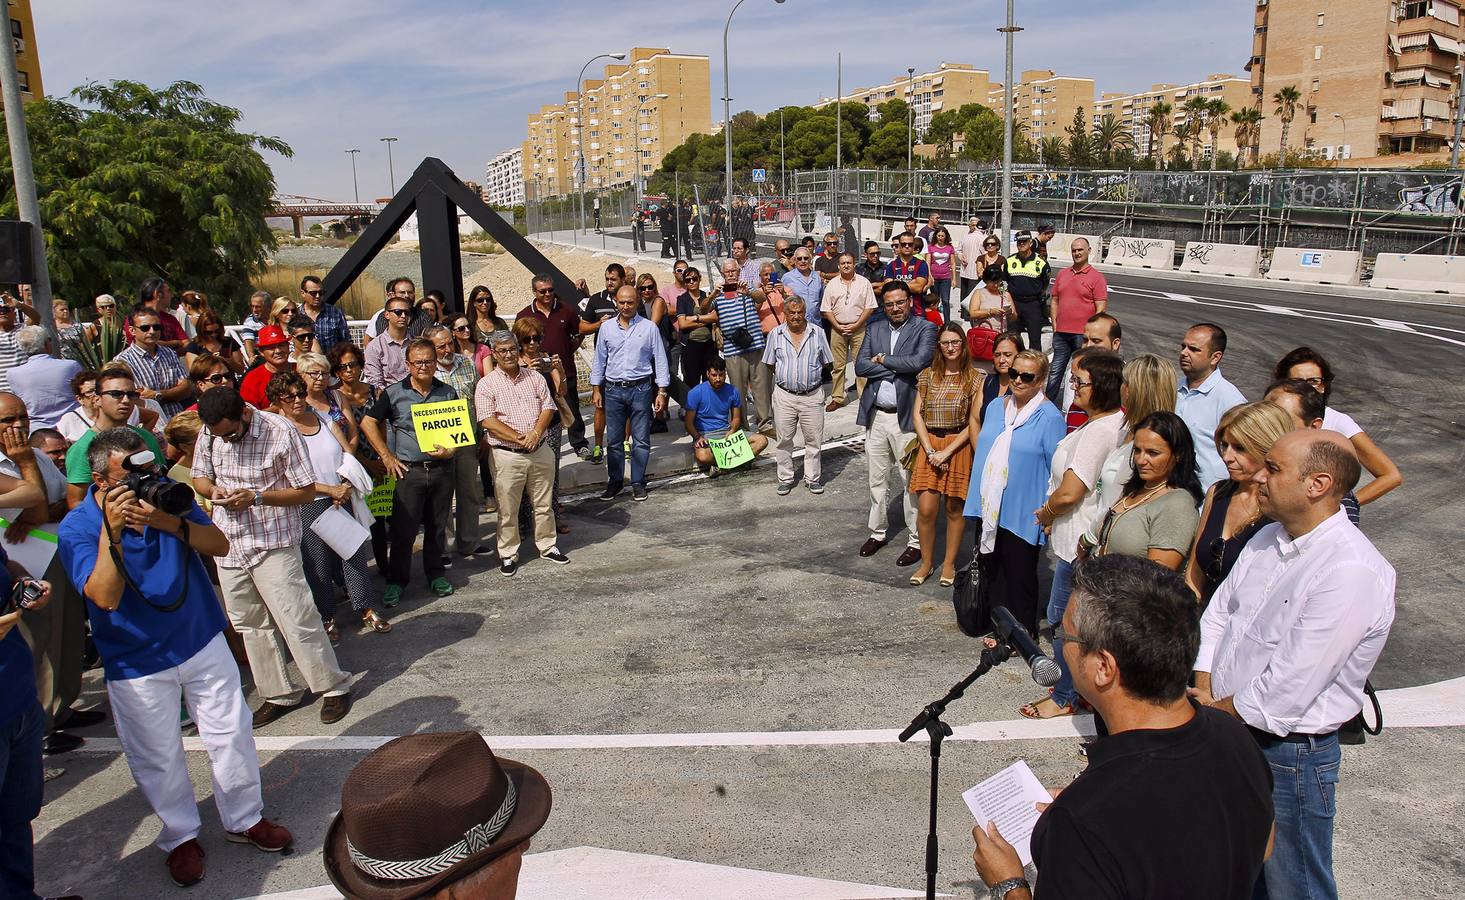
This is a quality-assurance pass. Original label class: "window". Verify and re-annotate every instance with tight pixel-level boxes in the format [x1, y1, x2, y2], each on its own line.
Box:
[1317, 12, 1324, 25]
[1308, 108, 1318, 123]
[1312, 78, 1320, 91]
[15, 68, 26, 92]
[1314, 44, 1323, 59]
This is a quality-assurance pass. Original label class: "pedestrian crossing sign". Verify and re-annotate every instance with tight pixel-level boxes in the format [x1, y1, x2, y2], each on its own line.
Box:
[751, 169, 766, 183]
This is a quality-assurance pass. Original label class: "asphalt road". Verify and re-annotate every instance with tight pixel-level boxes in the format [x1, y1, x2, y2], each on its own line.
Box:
[30, 255, 1465, 899]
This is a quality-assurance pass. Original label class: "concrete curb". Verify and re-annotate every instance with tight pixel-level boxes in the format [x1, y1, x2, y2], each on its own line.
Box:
[1090, 261, 1465, 307]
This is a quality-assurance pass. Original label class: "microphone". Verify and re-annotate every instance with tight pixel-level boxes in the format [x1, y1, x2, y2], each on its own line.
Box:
[993, 607, 1062, 687]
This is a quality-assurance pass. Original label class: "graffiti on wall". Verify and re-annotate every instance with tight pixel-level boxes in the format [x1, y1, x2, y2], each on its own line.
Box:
[1109, 237, 1164, 258]
[1395, 181, 1462, 215]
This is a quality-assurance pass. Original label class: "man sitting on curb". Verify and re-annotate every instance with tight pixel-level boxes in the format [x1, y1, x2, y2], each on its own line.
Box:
[683, 357, 768, 475]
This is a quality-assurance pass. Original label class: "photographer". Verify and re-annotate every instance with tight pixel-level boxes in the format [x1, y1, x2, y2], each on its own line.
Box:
[56, 427, 292, 887]
[0, 543, 54, 900]
[705, 260, 771, 433]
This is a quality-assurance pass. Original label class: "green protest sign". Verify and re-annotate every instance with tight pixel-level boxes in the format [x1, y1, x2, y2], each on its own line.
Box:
[709, 430, 754, 470]
[367, 479, 395, 517]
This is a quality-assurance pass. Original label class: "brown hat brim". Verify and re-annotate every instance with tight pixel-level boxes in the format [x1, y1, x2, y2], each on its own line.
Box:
[323, 758, 552, 900]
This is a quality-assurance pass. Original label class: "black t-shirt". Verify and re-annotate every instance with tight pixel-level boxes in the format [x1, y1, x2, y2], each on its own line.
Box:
[1031, 704, 1272, 900]
[814, 254, 840, 278]
[579, 291, 618, 324]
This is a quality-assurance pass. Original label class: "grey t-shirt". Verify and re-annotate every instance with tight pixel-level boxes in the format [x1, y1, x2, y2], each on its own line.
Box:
[1100, 488, 1200, 561]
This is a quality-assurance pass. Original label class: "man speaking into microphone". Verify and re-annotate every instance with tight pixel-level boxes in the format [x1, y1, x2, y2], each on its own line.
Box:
[972, 555, 1274, 900]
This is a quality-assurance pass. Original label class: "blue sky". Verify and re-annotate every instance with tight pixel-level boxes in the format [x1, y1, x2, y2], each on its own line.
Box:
[33, 1, 1252, 202]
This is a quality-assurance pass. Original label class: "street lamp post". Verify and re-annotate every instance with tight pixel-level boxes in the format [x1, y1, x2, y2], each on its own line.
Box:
[379, 137, 398, 195]
[998, 0, 1023, 247]
[779, 107, 786, 198]
[575, 52, 626, 235]
[345, 148, 361, 203]
[724, 0, 787, 218]
[1332, 112, 1349, 161]
[0, 23, 52, 323]
[906, 66, 916, 173]
[634, 92, 669, 203]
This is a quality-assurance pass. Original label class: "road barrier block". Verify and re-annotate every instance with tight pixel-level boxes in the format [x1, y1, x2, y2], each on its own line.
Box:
[1265, 248, 1362, 286]
[1369, 253, 1465, 294]
[1047, 233, 1103, 264]
[1104, 236, 1175, 269]
[1179, 242, 1261, 278]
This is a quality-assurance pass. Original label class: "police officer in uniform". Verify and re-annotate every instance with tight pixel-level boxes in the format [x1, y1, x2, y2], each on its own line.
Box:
[1005, 230, 1051, 352]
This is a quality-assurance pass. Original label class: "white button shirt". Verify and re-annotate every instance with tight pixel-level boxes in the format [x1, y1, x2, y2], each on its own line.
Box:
[1195, 509, 1395, 737]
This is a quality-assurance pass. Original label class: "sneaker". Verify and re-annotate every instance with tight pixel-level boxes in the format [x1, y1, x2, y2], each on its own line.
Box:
[383, 584, 403, 608]
[575, 445, 594, 460]
[598, 485, 623, 501]
[166, 838, 205, 887]
[226, 817, 294, 852]
[500, 557, 518, 577]
[806, 480, 825, 495]
[631, 484, 648, 502]
[179, 705, 194, 728]
[430, 577, 455, 598]
[776, 481, 796, 496]
[440, 555, 453, 570]
[471, 544, 496, 557]
[541, 548, 570, 565]
[590, 445, 605, 463]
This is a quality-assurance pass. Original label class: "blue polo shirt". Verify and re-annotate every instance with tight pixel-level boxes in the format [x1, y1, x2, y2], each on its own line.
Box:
[685, 381, 741, 434]
[0, 545, 37, 728]
[58, 489, 225, 681]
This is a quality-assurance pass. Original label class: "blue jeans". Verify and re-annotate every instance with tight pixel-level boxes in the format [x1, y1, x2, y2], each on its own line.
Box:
[1254, 732, 1341, 900]
[1046, 331, 1085, 401]
[932, 278, 952, 322]
[604, 380, 653, 491]
[0, 702, 43, 900]
[1044, 558, 1077, 707]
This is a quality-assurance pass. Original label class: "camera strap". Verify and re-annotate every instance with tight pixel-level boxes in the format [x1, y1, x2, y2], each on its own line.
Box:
[101, 496, 188, 613]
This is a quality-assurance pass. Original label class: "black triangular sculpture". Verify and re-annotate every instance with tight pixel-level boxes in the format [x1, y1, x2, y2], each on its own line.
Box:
[319, 157, 578, 317]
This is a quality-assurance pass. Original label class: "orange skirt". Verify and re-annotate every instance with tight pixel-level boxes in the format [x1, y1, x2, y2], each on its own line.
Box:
[908, 431, 973, 499]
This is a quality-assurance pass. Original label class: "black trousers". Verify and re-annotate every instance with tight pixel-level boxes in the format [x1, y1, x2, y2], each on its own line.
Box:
[680, 339, 718, 389]
[387, 463, 454, 586]
[661, 232, 676, 256]
[977, 525, 1042, 638]
[1013, 298, 1045, 352]
[563, 364, 588, 450]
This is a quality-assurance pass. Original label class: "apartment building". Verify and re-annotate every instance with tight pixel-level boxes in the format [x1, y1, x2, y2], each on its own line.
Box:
[484, 147, 525, 207]
[1249, 0, 1465, 159]
[1000, 70, 1096, 144]
[522, 46, 711, 198]
[815, 63, 997, 140]
[5, 0, 42, 105]
[1093, 74, 1252, 159]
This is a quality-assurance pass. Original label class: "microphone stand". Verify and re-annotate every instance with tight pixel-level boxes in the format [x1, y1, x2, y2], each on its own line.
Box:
[898, 635, 1010, 900]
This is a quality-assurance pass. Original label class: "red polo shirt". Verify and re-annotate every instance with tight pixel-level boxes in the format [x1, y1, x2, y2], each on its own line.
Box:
[1052, 265, 1109, 334]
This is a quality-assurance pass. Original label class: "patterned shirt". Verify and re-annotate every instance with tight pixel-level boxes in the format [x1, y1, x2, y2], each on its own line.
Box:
[436, 353, 481, 424]
[364, 331, 409, 391]
[0, 331, 17, 394]
[761, 324, 832, 394]
[309, 303, 352, 355]
[192, 408, 317, 569]
[474, 366, 555, 449]
[712, 293, 767, 357]
[114, 342, 189, 419]
[917, 367, 981, 430]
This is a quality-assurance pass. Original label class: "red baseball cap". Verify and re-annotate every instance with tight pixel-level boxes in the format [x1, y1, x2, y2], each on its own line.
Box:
[256, 325, 288, 348]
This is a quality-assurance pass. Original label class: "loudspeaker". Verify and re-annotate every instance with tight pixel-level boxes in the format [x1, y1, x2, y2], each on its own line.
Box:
[0, 221, 35, 285]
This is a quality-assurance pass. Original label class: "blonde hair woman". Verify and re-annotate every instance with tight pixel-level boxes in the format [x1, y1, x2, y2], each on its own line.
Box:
[268, 296, 297, 331]
[1185, 401, 1293, 605]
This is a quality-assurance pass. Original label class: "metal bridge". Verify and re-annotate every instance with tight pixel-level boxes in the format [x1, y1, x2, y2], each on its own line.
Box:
[267, 194, 379, 237]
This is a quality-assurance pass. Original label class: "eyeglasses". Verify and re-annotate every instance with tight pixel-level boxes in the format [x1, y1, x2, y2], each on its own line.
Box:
[1010, 371, 1040, 384]
[823, 240, 837, 245]
[938, 339, 964, 348]
[1297, 376, 1325, 387]
[135, 323, 163, 333]
[1069, 376, 1092, 389]
[407, 359, 436, 369]
[303, 289, 322, 297]
[1053, 625, 1087, 646]
[898, 242, 915, 248]
[99, 389, 142, 400]
[301, 369, 327, 379]
[196, 373, 232, 385]
[386, 308, 412, 317]
[684, 273, 701, 281]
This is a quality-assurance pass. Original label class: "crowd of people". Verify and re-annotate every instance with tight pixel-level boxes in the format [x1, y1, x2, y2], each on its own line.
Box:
[0, 213, 1407, 898]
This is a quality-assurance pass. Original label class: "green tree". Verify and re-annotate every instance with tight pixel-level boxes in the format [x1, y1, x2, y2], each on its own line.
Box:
[1205, 98, 1232, 170]
[1182, 95, 1211, 163]
[1145, 101, 1173, 169]
[1231, 105, 1263, 167]
[1039, 136, 1067, 166]
[1273, 85, 1302, 157]
[1064, 107, 1093, 167]
[0, 80, 290, 313]
[925, 103, 1008, 166]
[1091, 113, 1134, 167]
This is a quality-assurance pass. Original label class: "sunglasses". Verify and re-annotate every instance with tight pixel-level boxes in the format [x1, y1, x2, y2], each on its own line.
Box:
[638, 285, 656, 292]
[96, 304, 115, 310]
[473, 296, 492, 304]
[534, 287, 555, 295]
[1010, 371, 1040, 384]
[303, 289, 322, 297]
[100, 389, 142, 400]
[386, 308, 412, 316]
[684, 274, 701, 281]
[522, 335, 542, 343]
[824, 240, 837, 245]
[292, 333, 314, 342]
[778, 248, 792, 256]
[135, 323, 163, 333]
[195, 373, 232, 385]
[453, 324, 471, 333]
[334, 361, 362, 372]
[282, 308, 297, 315]
[278, 391, 306, 402]
[0, 414, 29, 428]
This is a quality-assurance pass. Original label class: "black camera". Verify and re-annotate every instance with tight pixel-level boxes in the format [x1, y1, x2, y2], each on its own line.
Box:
[0, 578, 43, 616]
[121, 450, 194, 517]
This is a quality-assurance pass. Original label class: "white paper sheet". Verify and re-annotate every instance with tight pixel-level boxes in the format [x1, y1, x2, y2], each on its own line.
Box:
[0, 518, 59, 580]
[307, 505, 371, 560]
[961, 760, 1050, 866]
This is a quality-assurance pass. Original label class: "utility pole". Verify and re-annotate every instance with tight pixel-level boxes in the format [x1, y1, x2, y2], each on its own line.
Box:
[779, 107, 786, 198]
[345, 148, 361, 202]
[380, 137, 398, 194]
[907, 66, 916, 172]
[836, 53, 843, 172]
[998, 0, 1023, 247]
[1453, 63, 1465, 168]
[0, 30, 52, 327]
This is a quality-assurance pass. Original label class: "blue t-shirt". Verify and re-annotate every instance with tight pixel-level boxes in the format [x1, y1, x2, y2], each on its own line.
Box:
[685, 380, 741, 434]
[0, 545, 36, 728]
[58, 488, 225, 681]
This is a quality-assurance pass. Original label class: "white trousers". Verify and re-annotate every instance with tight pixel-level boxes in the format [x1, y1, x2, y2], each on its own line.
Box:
[107, 633, 263, 852]
[218, 546, 350, 705]
[771, 385, 826, 484]
[866, 410, 920, 548]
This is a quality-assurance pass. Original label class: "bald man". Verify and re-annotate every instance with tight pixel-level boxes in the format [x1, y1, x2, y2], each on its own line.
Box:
[1194, 430, 1395, 900]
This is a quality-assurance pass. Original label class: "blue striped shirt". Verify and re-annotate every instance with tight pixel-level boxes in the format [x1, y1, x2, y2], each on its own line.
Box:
[761, 324, 832, 394]
[712, 293, 767, 356]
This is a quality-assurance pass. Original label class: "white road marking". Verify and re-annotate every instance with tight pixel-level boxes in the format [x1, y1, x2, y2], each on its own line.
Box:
[237, 846, 940, 899]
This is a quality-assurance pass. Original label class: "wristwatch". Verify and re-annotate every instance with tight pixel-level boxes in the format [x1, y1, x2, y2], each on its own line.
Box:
[253, 490, 265, 508]
[990, 878, 1030, 900]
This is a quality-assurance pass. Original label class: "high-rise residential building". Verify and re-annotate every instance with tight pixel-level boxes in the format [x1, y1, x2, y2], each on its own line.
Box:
[1094, 74, 1252, 160]
[523, 46, 710, 198]
[1249, 0, 1465, 159]
[1002, 70, 1097, 145]
[814, 63, 998, 140]
[484, 147, 525, 207]
[5, 0, 42, 105]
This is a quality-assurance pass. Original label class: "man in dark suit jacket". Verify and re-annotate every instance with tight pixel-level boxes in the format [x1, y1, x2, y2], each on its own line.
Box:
[854, 281, 937, 566]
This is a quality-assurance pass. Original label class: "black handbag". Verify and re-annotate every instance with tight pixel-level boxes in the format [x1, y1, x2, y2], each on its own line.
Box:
[951, 559, 990, 638]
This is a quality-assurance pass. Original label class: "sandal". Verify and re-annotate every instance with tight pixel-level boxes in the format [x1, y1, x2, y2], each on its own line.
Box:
[323, 619, 340, 644]
[1019, 697, 1076, 720]
[361, 610, 392, 634]
[557, 521, 571, 535]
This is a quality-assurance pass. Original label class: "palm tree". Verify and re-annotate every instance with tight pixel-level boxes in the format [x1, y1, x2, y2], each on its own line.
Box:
[1205, 98, 1232, 170]
[1273, 85, 1302, 158]
[1231, 106, 1263, 167]
[1038, 136, 1066, 166]
[1145, 101, 1173, 169]
[1092, 112, 1135, 167]
[1182, 96, 1211, 163]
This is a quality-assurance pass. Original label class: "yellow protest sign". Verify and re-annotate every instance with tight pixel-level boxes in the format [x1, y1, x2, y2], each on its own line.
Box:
[367, 479, 395, 517]
[410, 399, 474, 452]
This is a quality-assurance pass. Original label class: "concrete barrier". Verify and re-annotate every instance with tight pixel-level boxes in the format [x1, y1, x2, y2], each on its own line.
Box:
[1265, 247, 1362, 286]
[1369, 253, 1465, 294]
[1046, 233, 1103, 264]
[1104, 236, 1175, 270]
[1179, 242, 1261, 278]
